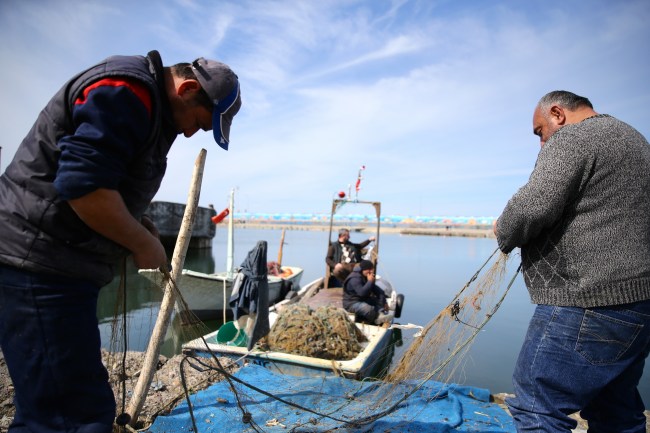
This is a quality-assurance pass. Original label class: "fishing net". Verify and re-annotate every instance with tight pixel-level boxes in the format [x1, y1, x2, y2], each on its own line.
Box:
[128, 248, 519, 432]
[388, 251, 512, 384]
[104, 263, 220, 430]
[260, 304, 365, 360]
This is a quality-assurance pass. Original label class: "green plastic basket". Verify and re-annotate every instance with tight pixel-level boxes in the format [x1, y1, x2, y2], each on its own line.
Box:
[216, 321, 247, 347]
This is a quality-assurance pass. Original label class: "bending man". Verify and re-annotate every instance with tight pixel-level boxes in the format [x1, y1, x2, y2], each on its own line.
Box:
[0, 51, 241, 433]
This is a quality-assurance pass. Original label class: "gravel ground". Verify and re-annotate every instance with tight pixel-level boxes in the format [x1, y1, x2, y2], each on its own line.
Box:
[0, 349, 237, 432]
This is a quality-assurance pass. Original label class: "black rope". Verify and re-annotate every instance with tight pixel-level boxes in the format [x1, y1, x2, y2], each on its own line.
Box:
[449, 300, 482, 330]
[159, 267, 263, 433]
[181, 353, 353, 424]
[115, 258, 132, 427]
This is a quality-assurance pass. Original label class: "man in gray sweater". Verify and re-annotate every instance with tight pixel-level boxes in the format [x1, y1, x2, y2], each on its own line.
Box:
[495, 91, 650, 433]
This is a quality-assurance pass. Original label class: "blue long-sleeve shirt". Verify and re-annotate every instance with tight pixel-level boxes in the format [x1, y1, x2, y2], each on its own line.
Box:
[54, 77, 152, 200]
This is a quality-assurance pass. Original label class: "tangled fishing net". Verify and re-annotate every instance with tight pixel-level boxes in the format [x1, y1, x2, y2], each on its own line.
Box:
[260, 304, 365, 360]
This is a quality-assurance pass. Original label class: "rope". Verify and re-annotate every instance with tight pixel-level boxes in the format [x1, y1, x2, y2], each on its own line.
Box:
[158, 268, 264, 432]
[347, 261, 522, 427]
[115, 258, 132, 428]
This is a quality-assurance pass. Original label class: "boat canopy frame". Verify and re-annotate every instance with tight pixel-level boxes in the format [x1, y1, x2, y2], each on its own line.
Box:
[325, 199, 382, 288]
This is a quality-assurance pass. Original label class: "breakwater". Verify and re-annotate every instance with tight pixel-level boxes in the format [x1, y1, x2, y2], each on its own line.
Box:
[232, 221, 495, 238]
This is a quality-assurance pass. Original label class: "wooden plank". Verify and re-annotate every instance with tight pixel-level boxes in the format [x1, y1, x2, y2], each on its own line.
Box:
[303, 287, 344, 310]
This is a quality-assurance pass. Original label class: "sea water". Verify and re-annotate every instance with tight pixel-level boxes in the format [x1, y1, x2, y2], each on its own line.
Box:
[98, 227, 649, 404]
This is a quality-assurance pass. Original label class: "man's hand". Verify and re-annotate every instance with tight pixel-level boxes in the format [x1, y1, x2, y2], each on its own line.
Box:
[141, 214, 160, 239]
[68, 188, 168, 270]
[131, 235, 167, 270]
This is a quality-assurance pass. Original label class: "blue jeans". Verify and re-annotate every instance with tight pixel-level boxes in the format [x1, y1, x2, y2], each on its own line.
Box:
[345, 298, 383, 323]
[507, 301, 650, 433]
[0, 265, 115, 433]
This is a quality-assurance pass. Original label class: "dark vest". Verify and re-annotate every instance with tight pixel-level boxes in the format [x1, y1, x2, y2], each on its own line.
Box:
[0, 51, 177, 285]
[331, 241, 362, 264]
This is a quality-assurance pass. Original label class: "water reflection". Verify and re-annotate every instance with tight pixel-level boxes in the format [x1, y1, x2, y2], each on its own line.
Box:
[97, 248, 220, 358]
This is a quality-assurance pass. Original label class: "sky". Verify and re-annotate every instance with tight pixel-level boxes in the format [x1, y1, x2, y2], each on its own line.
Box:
[1, 0, 649, 219]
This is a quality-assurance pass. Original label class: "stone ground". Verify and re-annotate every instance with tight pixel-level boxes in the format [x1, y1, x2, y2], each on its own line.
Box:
[0, 349, 237, 432]
[1, 351, 648, 432]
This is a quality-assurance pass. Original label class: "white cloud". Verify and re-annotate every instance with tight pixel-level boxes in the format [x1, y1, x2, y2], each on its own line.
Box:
[1, 0, 648, 217]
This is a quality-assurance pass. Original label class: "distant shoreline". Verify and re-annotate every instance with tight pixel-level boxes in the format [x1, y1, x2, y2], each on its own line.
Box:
[232, 222, 495, 238]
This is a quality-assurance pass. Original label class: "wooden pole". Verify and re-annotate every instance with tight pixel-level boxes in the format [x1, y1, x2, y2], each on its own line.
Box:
[277, 228, 285, 268]
[127, 148, 207, 427]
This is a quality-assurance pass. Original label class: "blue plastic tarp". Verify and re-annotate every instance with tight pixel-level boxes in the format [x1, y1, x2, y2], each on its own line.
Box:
[147, 364, 515, 433]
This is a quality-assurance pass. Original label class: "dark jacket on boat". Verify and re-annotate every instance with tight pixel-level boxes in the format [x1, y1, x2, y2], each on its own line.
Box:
[0, 50, 176, 286]
[342, 267, 386, 310]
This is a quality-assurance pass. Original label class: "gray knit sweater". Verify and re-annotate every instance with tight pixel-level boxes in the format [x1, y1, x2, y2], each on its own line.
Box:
[496, 114, 650, 308]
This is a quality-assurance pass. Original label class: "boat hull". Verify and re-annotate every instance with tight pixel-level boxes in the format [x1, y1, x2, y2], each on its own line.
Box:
[139, 266, 303, 321]
[183, 316, 394, 380]
[183, 277, 400, 380]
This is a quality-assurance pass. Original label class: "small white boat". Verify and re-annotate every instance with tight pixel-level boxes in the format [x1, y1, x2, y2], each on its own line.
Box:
[183, 275, 402, 379]
[183, 196, 405, 380]
[140, 189, 303, 320]
[138, 265, 303, 320]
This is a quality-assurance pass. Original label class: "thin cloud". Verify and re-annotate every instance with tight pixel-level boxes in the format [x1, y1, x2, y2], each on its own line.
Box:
[0, 0, 648, 218]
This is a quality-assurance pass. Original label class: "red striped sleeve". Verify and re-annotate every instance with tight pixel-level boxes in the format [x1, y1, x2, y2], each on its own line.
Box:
[75, 78, 152, 115]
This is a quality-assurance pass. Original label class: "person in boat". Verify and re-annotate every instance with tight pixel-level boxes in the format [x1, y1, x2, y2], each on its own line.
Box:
[326, 228, 375, 286]
[343, 260, 393, 325]
[0, 51, 241, 433]
[495, 90, 650, 433]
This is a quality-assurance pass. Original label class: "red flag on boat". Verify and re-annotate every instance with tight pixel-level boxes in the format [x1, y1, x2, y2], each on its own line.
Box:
[355, 165, 365, 193]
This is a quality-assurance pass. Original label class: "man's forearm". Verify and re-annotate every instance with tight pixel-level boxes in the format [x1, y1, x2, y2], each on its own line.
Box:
[68, 189, 149, 249]
[67, 188, 166, 269]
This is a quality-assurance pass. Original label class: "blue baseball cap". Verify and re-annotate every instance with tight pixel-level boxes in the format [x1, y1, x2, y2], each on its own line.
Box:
[191, 58, 241, 150]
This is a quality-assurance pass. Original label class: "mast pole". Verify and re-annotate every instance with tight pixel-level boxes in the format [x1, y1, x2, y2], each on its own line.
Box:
[226, 188, 235, 278]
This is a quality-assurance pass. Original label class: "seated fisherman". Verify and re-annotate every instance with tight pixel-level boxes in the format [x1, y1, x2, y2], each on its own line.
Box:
[325, 228, 375, 285]
[343, 260, 393, 325]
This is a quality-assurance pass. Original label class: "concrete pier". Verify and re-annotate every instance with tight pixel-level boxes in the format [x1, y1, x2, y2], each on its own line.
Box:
[146, 201, 217, 249]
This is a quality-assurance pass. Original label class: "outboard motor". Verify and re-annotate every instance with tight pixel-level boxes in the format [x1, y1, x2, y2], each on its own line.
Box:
[375, 276, 404, 318]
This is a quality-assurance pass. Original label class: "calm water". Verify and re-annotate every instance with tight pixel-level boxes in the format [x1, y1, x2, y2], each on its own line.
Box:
[98, 227, 649, 404]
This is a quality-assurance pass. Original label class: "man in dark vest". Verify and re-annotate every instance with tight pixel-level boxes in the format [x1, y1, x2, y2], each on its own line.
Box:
[325, 228, 375, 286]
[0, 51, 241, 433]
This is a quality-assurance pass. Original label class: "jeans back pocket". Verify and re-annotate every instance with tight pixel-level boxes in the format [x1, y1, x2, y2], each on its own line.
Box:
[576, 309, 643, 365]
